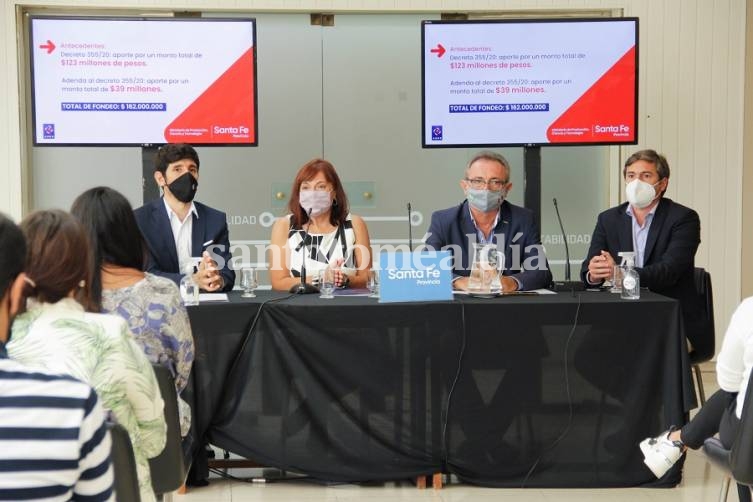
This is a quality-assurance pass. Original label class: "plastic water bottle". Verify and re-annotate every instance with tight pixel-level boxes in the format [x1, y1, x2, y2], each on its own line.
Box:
[180, 265, 199, 306]
[619, 251, 640, 300]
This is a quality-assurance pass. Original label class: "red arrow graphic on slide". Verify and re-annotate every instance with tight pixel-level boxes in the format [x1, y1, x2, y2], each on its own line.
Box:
[39, 40, 56, 54]
[430, 44, 446, 58]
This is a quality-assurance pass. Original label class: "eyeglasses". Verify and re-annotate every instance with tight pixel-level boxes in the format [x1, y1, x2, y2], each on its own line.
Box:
[464, 178, 508, 190]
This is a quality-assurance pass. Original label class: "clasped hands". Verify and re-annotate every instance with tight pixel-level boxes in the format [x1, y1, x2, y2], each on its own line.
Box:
[330, 258, 350, 288]
[192, 251, 223, 292]
[453, 274, 519, 293]
[587, 250, 616, 284]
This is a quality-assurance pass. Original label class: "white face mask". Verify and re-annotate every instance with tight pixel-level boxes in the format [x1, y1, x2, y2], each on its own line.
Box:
[625, 179, 660, 209]
[299, 190, 333, 217]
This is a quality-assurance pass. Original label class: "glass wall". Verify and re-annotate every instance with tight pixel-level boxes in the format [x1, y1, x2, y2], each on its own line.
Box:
[30, 12, 612, 283]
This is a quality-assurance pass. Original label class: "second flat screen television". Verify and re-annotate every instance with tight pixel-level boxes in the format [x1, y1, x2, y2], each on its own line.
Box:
[422, 18, 638, 147]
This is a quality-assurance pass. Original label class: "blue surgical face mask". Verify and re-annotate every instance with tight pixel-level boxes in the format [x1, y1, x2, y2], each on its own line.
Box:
[467, 188, 504, 213]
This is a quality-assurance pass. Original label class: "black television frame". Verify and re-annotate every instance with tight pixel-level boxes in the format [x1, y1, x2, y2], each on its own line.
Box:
[421, 17, 639, 148]
[29, 15, 258, 147]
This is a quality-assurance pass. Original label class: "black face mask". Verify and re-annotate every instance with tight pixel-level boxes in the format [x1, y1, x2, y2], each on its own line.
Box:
[166, 172, 198, 203]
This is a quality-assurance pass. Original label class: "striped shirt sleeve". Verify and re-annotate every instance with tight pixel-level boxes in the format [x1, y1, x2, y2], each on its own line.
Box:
[74, 389, 114, 501]
[0, 362, 114, 501]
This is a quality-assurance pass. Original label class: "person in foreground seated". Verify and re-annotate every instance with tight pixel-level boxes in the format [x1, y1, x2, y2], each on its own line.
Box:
[580, 149, 704, 352]
[425, 151, 552, 291]
[134, 143, 235, 292]
[0, 213, 114, 502]
[72, 186, 195, 439]
[640, 297, 753, 502]
[269, 158, 372, 291]
[7, 210, 166, 502]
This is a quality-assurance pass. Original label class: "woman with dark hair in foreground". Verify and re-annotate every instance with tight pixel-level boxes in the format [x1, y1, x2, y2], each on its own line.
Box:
[71, 186, 195, 439]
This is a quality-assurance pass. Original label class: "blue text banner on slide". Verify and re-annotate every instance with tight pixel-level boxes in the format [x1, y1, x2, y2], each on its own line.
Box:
[30, 16, 257, 146]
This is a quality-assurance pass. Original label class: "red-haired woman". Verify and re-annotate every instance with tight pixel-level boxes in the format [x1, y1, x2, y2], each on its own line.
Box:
[269, 159, 372, 291]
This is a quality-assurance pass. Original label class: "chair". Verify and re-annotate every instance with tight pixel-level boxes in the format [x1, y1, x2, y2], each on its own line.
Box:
[690, 267, 715, 404]
[107, 422, 142, 502]
[703, 369, 753, 501]
[148, 364, 186, 501]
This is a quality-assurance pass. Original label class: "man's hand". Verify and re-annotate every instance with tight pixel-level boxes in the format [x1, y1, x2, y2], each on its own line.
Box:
[193, 251, 223, 292]
[453, 277, 469, 291]
[587, 250, 615, 283]
[454, 276, 518, 293]
[500, 275, 519, 293]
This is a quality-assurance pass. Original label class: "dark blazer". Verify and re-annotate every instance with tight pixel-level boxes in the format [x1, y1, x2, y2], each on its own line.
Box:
[134, 198, 235, 292]
[580, 198, 706, 353]
[425, 200, 552, 291]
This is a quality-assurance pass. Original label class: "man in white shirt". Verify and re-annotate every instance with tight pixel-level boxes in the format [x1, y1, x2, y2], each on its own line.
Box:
[134, 143, 235, 292]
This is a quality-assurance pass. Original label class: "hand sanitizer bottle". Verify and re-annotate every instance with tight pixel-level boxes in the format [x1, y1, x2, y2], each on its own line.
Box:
[180, 264, 200, 306]
[618, 251, 640, 300]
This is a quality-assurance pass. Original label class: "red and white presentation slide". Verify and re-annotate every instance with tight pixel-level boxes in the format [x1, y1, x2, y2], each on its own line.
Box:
[31, 17, 257, 145]
[422, 18, 637, 147]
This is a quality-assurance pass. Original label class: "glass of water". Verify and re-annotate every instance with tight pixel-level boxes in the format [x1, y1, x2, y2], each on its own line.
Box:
[610, 265, 623, 294]
[240, 267, 258, 298]
[319, 267, 336, 299]
[180, 275, 199, 306]
[367, 270, 380, 298]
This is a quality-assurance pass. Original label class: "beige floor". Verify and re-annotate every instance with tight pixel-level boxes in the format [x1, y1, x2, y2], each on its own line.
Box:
[178, 363, 742, 502]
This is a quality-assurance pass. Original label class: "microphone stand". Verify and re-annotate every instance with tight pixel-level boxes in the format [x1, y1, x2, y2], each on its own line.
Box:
[407, 202, 413, 251]
[551, 198, 585, 292]
[289, 209, 320, 294]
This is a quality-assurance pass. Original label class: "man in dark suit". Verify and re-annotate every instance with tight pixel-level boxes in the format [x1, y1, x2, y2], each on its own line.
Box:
[426, 151, 552, 292]
[134, 143, 234, 292]
[581, 149, 705, 353]
[426, 152, 550, 468]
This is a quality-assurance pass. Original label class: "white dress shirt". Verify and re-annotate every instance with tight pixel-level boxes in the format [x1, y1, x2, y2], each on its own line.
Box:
[163, 198, 198, 274]
[716, 297, 753, 418]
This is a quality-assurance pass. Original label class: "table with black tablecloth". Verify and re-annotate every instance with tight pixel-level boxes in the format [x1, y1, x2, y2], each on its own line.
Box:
[183, 289, 696, 487]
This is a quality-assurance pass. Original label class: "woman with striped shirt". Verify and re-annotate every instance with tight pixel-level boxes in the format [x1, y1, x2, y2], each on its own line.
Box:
[0, 213, 113, 501]
[7, 210, 166, 502]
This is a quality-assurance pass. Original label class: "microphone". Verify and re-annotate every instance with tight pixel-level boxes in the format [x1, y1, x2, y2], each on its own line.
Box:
[407, 202, 413, 251]
[289, 208, 320, 294]
[551, 198, 585, 292]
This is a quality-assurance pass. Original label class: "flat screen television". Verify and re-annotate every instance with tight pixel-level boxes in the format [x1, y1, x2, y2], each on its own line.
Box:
[29, 16, 257, 146]
[422, 18, 638, 147]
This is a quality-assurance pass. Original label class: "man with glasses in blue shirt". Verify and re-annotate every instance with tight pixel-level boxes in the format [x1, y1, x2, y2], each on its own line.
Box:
[426, 153, 550, 471]
[425, 151, 552, 292]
